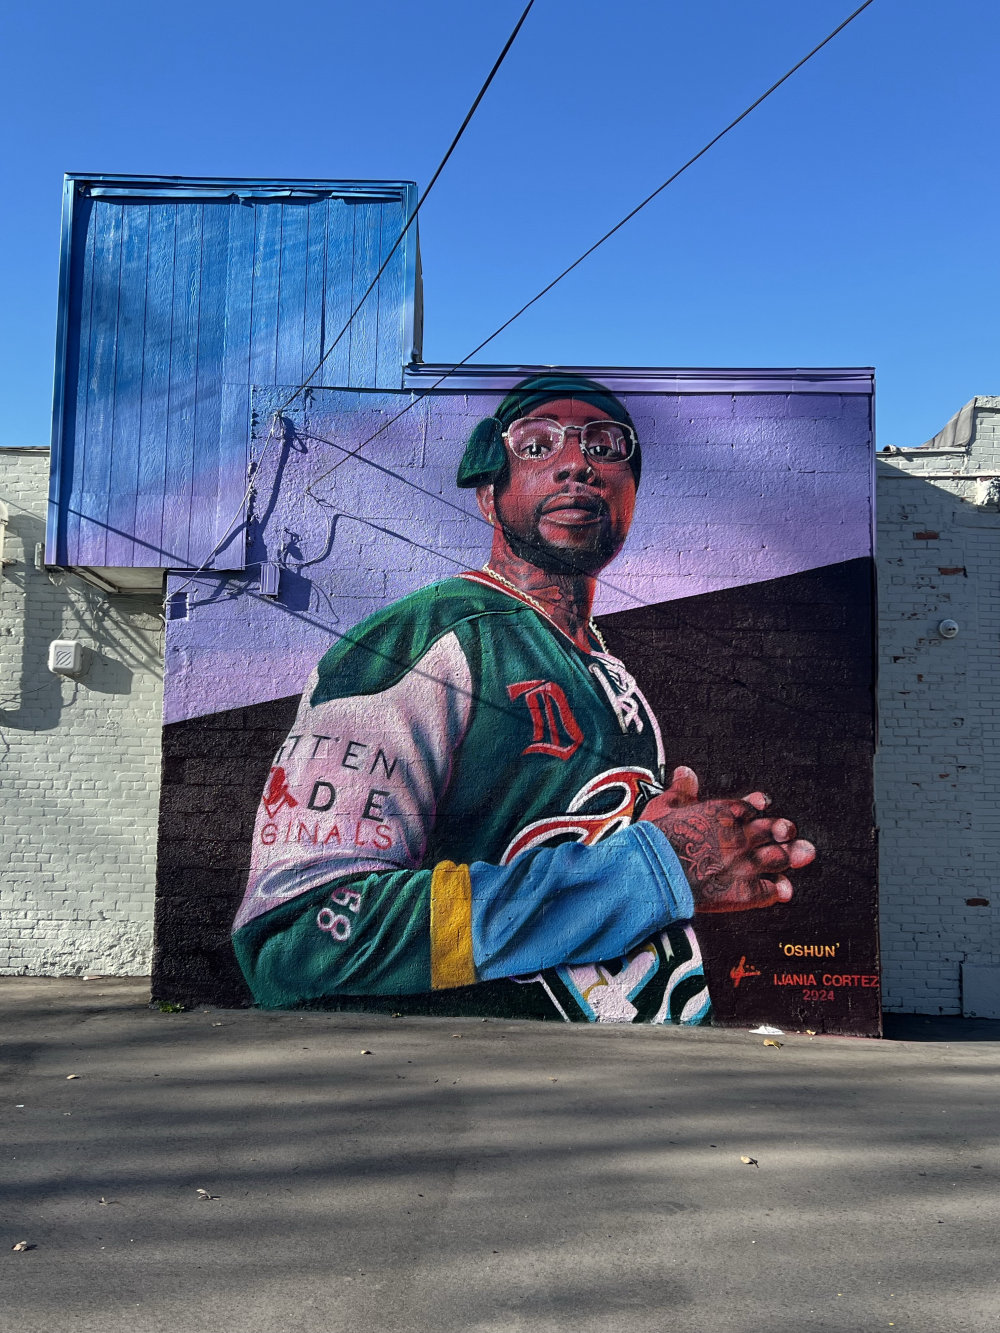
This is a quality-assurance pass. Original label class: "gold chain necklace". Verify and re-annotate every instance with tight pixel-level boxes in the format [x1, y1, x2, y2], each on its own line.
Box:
[481, 564, 608, 653]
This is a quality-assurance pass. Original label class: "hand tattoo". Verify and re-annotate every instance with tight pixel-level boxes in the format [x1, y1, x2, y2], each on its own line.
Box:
[637, 767, 814, 913]
[657, 800, 763, 907]
[668, 812, 727, 883]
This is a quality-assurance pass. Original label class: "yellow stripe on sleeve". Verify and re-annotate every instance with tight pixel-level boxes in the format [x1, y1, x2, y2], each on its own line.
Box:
[429, 861, 476, 990]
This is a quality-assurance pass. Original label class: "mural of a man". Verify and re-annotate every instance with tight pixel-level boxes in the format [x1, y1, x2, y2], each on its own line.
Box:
[232, 373, 814, 1021]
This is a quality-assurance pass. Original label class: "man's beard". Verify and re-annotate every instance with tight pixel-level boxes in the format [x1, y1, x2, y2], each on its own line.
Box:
[496, 513, 620, 576]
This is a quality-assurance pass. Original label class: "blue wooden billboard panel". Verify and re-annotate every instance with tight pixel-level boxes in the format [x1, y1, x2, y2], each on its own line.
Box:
[61, 203, 96, 566]
[302, 206, 327, 388]
[349, 202, 382, 390]
[79, 202, 123, 564]
[48, 177, 420, 570]
[104, 203, 150, 566]
[134, 204, 176, 564]
[248, 202, 282, 391]
[275, 205, 309, 386]
[376, 204, 406, 390]
[323, 200, 360, 390]
[158, 203, 202, 567]
[186, 202, 230, 567]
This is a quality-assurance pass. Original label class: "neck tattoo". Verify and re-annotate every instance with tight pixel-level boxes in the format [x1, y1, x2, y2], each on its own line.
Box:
[482, 564, 608, 653]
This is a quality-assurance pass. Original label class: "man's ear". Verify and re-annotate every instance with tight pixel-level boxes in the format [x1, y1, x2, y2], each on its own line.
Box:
[476, 483, 496, 526]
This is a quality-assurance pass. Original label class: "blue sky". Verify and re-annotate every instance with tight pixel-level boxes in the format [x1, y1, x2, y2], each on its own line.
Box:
[1, 0, 996, 447]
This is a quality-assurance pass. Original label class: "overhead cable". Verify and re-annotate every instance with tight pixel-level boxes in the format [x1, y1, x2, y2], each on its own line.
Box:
[276, 0, 537, 415]
[304, 0, 877, 497]
[171, 0, 536, 591]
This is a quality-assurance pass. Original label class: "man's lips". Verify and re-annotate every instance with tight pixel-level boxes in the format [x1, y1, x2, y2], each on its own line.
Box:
[540, 494, 608, 522]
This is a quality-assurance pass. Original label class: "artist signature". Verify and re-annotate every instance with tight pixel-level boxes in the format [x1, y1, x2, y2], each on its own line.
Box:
[729, 955, 761, 988]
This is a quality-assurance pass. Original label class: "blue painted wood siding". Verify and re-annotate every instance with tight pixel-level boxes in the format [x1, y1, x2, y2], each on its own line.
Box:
[48, 177, 419, 569]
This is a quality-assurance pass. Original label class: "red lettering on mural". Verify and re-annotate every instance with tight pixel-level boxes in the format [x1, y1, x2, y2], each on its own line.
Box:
[259, 819, 346, 846]
[351, 820, 394, 849]
[262, 766, 299, 818]
[507, 680, 584, 759]
[257, 817, 390, 851]
[729, 956, 761, 988]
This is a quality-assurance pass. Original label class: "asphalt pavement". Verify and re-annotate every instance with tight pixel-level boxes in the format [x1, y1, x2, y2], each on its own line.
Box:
[3, 978, 998, 1333]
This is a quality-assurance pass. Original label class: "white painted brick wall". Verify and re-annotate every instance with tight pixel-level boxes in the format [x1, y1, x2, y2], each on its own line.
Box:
[877, 397, 1000, 1013]
[0, 448, 164, 976]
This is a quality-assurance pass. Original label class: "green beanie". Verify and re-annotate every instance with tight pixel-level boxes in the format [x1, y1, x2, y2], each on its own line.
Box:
[456, 372, 641, 490]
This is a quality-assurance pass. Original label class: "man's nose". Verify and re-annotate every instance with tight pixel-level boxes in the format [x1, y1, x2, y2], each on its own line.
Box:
[554, 430, 597, 481]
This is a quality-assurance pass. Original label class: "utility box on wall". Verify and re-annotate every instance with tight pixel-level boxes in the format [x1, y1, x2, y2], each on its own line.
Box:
[47, 639, 85, 675]
[48, 175, 879, 1035]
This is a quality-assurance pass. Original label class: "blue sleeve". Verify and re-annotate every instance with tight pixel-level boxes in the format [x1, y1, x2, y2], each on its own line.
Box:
[469, 822, 694, 981]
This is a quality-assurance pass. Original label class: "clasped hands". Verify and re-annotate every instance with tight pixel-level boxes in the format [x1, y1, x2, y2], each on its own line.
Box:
[638, 766, 815, 913]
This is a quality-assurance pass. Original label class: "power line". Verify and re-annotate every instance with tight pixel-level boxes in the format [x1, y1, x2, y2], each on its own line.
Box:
[303, 0, 877, 498]
[276, 0, 536, 416]
[170, 0, 536, 593]
[254, 0, 880, 732]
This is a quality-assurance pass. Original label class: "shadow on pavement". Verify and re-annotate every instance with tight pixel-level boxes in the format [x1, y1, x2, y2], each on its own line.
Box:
[883, 1012, 1000, 1043]
[2, 979, 999, 1333]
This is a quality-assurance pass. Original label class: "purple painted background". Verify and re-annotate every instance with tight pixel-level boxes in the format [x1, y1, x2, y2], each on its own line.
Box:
[164, 385, 872, 724]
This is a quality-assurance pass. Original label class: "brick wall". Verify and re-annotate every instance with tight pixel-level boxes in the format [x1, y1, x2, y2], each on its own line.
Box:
[876, 397, 1000, 1014]
[0, 448, 164, 977]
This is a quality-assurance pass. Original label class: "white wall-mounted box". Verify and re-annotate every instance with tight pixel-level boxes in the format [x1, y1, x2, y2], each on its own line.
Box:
[48, 639, 84, 675]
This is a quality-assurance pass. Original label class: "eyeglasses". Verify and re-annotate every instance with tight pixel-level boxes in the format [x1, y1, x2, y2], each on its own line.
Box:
[501, 416, 637, 465]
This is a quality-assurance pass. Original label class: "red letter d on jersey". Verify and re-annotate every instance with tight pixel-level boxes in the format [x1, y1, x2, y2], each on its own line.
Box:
[507, 680, 584, 759]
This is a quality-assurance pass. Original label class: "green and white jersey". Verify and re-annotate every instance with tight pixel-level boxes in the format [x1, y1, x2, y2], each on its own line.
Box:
[233, 572, 710, 1024]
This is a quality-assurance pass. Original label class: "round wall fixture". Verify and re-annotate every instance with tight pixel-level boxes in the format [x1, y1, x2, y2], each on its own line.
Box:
[938, 619, 959, 639]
